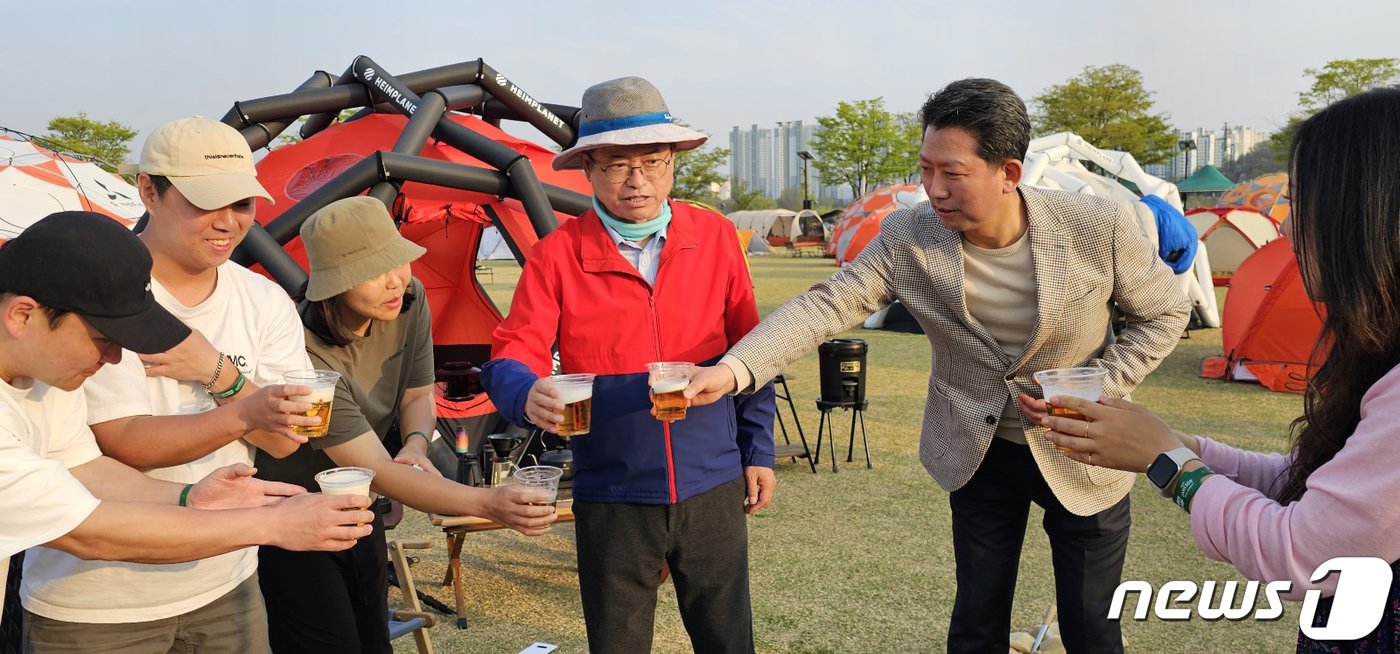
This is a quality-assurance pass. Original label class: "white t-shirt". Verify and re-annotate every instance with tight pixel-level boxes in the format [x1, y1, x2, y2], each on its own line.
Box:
[23, 262, 311, 623]
[963, 232, 1038, 444]
[0, 376, 102, 616]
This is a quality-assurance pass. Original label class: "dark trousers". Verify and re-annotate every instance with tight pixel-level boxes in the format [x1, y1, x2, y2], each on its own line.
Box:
[258, 512, 389, 654]
[573, 475, 754, 654]
[948, 438, 1131, 654]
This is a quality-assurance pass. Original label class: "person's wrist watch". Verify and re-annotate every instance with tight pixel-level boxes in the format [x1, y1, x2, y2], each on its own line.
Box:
[1147, 447, 1200, 497]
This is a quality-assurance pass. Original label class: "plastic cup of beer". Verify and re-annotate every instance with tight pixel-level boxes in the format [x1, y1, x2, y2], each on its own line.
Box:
[314, 466, 375, 525]
[552, 373, 595, 437]
[1033, 367, 1108, 452]
[284, 369, 340, 438]
[647, 362, 694, 422]
[511, 465, 564, 507]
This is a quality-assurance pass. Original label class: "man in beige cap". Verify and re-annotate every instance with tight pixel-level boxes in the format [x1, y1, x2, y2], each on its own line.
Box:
[21, 116, 324, 652]
[483, 77, 776, 653]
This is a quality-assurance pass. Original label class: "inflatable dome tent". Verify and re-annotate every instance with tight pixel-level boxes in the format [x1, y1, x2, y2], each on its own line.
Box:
[1220, 173, 1290, 223]
[828, 184, 927, 264]
[210, 57, 594, 446]
[0, 132, 145, 240]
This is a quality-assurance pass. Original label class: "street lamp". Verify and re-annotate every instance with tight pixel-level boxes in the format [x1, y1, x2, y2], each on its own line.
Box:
[797, 150, 816, 210]
[1177, 138, 1197, 181]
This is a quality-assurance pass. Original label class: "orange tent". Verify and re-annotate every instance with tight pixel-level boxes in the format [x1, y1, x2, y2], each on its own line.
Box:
[1201, 238, 1325, 393]
[1219, 173, 1290, 224]
[828, 184, 927, 264]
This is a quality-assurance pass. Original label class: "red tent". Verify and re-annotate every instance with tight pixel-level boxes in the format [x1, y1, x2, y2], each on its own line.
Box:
[1201, 238, 1325, 393]
[253, 113, 590, 349]
[253, 113, 591, 420]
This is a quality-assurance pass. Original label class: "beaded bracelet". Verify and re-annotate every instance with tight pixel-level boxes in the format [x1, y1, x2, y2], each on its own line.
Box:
[201, 354, 227, 391]
[210, 369, 247, 400]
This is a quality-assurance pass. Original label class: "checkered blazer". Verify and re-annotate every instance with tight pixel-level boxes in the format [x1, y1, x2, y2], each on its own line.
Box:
[730, 186, 1191, 516]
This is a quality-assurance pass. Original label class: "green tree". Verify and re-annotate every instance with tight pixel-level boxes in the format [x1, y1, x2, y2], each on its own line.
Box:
[810, 98, 917, 198]
[722, 180, 776, 212]
[672, 143, 730, 204]
[1031, 64, 1177, 165]
[1266, 58, 1400, 159]
[1219, 139, 1283, 183]
[43, 113, 137, 172]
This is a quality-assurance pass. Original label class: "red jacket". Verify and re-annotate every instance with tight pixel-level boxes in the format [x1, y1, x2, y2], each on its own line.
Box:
[483, 200, 775, 504]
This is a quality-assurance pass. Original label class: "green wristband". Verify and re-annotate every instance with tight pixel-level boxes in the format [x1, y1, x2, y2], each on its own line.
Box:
[178, 483, 194, 507]
[403, 431, 429, 448]
[1173, 466, 1214, 513]
[209, 369, 247, 400]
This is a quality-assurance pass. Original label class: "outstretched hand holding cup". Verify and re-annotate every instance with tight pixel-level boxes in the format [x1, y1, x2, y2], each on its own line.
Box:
[648, 362, 693, 421]
[1032, 367, 1106, 452]
[283, 369, 340, 438]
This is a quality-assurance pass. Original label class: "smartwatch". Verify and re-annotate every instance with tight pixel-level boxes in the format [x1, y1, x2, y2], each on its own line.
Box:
[1147, 447, 1200, 497]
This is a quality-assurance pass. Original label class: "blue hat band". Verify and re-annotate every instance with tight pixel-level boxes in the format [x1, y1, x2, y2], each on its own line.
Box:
[577, 112, 673, 138]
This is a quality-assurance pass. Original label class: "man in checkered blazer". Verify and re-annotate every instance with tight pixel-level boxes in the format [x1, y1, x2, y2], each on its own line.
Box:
[687, 78, 1190, 653]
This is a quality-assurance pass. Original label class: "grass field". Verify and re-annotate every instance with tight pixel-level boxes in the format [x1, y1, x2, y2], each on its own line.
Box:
[389, 256, 1305, 653]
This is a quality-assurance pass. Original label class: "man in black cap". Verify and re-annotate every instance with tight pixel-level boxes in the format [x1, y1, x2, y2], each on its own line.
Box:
[0, 212, 373, 632]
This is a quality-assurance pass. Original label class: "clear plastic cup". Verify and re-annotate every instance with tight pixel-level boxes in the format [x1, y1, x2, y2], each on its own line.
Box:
[284, 369, 341, 438]
[647, 362, 693, 422]
[552, 373, 595, 436]
[1033, 367, 1108, 452]
[314, 466, 375, 525]
[511, 465, 564, 507]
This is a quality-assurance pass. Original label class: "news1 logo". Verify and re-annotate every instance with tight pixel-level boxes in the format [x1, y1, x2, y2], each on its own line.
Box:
[1109, 557, 1392, 640]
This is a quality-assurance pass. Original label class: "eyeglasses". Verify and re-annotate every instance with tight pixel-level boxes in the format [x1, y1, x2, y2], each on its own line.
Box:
[587, 155, 673, 183]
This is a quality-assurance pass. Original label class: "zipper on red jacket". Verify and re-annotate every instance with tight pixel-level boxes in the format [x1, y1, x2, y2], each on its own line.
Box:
[648, 294, 679, 504]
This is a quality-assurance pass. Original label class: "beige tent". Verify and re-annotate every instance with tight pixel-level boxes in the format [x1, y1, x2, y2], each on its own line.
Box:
[1186, 207, 1280, 286]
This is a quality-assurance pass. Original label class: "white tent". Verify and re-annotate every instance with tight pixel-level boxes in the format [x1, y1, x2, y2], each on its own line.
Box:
[476, 226, 515, 260]
[1185, 207, 1280, 284]
[0, 133, 144, 239]
[1023, 132, 1220, 329]
[727, 209, 797, 242]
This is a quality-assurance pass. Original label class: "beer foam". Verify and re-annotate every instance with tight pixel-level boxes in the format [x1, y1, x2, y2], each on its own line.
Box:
[290, 386, 335, 404]
[556, 385, 592, 405]
[651, 379, 688, 394]
[315, 466, 373, 494]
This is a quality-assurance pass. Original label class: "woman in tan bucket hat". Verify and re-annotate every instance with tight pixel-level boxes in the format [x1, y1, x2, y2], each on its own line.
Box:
[253, 196, 557, 653]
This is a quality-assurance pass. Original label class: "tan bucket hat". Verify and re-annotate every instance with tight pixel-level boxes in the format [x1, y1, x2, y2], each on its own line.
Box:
[553, 76, 708, 171]
[139, 116, 273, 210]
[300, 196, 427, 301]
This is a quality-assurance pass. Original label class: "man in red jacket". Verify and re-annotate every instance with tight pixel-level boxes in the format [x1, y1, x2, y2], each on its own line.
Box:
[482, 76, 776, 653]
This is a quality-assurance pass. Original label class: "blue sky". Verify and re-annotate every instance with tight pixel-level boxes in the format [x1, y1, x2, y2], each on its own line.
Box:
[5, 0, 1397, 158]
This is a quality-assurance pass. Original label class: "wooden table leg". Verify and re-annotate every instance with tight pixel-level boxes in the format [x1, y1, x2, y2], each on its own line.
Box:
[441, 530, 469, 629]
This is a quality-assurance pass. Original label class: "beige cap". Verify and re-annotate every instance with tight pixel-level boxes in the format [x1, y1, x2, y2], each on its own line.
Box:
[301, 197, 427, 302]
[140, 116, 274, 210]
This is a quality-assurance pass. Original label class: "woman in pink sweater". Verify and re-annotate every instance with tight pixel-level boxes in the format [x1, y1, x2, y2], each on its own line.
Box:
[1042, 86, 1400, 652]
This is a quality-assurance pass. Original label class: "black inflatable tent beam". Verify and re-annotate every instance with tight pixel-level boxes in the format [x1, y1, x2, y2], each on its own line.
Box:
[349, 56, 560, 246]
[233, 151, 589, 298]
[222, 59, 579, 150]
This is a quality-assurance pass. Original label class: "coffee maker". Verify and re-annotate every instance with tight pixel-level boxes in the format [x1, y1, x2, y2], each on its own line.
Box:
[485, 433, 524, 487]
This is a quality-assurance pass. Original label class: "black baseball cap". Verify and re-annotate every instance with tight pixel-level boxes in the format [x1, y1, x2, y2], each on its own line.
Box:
[0, 211, 191, 354]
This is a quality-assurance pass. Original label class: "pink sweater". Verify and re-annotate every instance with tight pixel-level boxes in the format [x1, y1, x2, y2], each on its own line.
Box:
[1190, 364, 1400, 600]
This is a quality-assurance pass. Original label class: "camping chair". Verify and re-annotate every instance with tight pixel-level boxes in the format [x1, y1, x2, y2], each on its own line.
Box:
[771, 373, 816, 473]
[784, 242, 801, 257]
[388, 538, 437, 654]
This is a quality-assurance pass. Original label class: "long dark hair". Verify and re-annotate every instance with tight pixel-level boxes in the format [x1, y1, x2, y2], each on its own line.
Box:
[1277, 87, 1400, 504]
